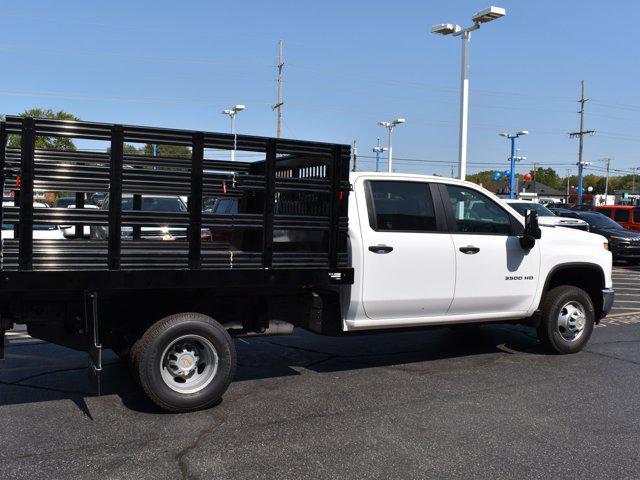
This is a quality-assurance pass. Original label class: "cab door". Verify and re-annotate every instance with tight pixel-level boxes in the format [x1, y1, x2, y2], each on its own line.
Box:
[437, 184, 541, 317]
[357, 178, 456, 320]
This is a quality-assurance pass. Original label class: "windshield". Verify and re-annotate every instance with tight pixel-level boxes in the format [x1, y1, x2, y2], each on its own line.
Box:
[55, 197, 76, 208]
[2, 224, 55, 230]
[508, 202, 554, 217]
[579, 212, 624, 229]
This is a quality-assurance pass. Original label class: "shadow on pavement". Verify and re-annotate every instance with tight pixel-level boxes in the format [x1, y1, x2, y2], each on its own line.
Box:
[0, 323, 544, 414]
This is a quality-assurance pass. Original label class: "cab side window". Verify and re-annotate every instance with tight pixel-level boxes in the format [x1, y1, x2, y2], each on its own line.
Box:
[614, 209, 630, 222]
[633, 210, 640, 223]
[367, 181, 437, 232]
[444, 185, 512, 235]
[599, 208, 612, 217]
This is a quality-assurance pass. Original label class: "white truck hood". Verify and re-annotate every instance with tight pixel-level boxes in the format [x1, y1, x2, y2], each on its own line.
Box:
[538, 215, 589, 228]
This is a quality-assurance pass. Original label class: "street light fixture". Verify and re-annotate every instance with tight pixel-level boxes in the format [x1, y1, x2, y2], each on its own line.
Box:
[499, 130, 528, 199]
[577, 161, 594, 205]
[221, 104, 246, 162]
[372, 137, 388, 173]
[431, 6, 506, 181]
[378, 118, 405, 173]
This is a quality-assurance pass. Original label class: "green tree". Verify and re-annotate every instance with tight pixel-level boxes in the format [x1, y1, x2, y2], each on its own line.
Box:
[8, 108, 80, 150]
[123, 143, 140, 154]
[142, 144, 191, 158]
[529, 167, 562, 190]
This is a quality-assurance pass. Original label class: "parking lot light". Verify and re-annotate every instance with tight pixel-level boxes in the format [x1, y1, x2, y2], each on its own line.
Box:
[378, 118, 405, 173]
[499, 130, 528, 199]
[431, 6, 506, 181]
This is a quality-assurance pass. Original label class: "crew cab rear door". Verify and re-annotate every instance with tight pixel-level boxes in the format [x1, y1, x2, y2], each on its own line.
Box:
[356, 177, 456, 320]
[437, 183, 541, 317]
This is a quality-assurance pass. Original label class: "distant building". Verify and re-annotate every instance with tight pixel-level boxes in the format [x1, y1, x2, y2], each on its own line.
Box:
[614, 190, 640, 206]
[482, 179, 566, 202]
[518, 181, 565, 200]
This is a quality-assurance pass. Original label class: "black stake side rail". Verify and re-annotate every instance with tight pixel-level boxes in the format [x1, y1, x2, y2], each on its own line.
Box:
[0, 116, 352, 281]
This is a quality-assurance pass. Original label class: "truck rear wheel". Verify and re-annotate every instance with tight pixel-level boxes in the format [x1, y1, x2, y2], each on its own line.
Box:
[134, 312, 236, 412]
[537, 286, 594, 354]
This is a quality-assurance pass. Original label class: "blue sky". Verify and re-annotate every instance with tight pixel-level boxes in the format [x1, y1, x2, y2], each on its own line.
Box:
[1, 0, 639, 178]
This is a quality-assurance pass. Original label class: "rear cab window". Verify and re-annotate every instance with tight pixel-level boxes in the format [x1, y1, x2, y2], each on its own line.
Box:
[366, 181, 438, 232]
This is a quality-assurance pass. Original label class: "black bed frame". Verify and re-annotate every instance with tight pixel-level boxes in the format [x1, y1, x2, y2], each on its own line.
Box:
[0, 116, 353, 292]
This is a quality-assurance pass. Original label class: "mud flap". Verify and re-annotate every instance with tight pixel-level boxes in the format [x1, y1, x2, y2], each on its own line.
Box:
[84, 291, 102, 395]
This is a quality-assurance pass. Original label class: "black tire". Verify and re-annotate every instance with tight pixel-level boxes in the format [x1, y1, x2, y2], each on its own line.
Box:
[135, 312, 236, 412]
[129, 338, 144, 386]
[626, 259, 640, 266]
[537, 286, 594, 354]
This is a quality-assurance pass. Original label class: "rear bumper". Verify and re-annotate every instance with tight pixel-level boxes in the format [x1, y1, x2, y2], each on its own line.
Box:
[601, 288, 615, 319]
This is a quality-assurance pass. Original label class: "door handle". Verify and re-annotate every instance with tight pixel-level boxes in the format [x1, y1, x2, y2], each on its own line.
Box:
[459, 245, 480, 254]
[369, 244, 393, 254]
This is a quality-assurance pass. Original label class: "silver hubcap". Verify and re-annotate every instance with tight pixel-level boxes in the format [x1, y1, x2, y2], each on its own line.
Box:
[160, 335, 219, 394]
[557, 301, 587, 342]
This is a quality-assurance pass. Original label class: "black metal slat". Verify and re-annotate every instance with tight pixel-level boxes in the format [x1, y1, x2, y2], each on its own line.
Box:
[0, 122, 6, 243]
[132, 194, 141, 240]
[262, 139, 276, 269]
[108, 126, 124, 270]
[189, 132, 204, 269]
[18, 118, 35, 270]
[328, 145, 341, 269]
[74, 191, 85, 238]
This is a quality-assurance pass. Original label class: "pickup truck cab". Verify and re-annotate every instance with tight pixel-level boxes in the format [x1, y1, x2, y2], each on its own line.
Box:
[345, 173, 613, 338]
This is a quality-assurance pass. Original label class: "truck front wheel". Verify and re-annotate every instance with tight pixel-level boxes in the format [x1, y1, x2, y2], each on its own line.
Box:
[134, 313, 236, 412]
[537, 286, 595, 354]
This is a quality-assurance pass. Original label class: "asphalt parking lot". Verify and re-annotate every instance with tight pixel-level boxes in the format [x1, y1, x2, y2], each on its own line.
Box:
[1, 264, 640, 480]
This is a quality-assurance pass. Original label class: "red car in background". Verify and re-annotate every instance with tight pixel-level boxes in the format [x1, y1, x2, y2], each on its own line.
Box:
[595, 205, 640, 232]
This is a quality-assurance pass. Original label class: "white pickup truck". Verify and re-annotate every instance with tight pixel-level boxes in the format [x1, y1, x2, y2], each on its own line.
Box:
[1, 117, 614, 413]
[344, 173, 613, 349]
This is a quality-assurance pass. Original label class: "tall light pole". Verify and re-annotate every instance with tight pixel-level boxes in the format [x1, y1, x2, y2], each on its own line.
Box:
[432, 6, 506, 181]
[372, 138, 387, 173]
[577, 161, 593, 205]
[378, 118, 405, 173]
[221, 104, 245, 161]
[499, 130, 528, 199]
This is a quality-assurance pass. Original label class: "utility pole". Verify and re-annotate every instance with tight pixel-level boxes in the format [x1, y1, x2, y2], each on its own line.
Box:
[272, 39, 284, 138]
[569, 80, 596, 205]
[532, 162, 538, 195]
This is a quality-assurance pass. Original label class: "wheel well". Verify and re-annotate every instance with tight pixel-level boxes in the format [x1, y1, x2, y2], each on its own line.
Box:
[544, 265, 604, 320]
